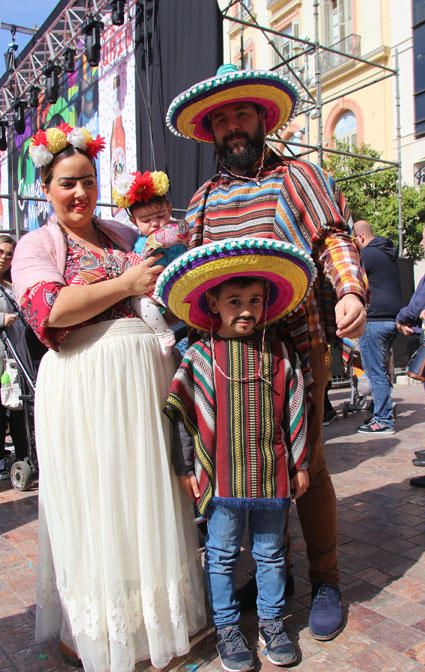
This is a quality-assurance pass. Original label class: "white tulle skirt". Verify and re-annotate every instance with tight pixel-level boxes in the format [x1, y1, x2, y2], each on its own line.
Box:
[35, 319, 206, 672]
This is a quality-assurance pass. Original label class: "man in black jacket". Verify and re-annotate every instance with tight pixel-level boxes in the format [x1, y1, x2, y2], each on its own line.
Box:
[354, 220, 404, 434]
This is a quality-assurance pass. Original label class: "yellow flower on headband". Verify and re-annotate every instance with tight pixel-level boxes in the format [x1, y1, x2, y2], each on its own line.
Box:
[151, 171, 169, 197]
[45, 128, 68, 154]
[111, 188, 131, 209]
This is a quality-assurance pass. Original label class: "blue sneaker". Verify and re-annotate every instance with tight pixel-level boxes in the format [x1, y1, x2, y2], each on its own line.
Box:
[259, 618, 297, 666]
[216, 626, 255, 672]
[309, 583, 344, 641]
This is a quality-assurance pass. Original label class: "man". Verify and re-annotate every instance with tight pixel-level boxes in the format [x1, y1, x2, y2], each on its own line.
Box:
[167, 64, 367, 642]
[353, 220, 404, 434]
[396, 225, 425, 486]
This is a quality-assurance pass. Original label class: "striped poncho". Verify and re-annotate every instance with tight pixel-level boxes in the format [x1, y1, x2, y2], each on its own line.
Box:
[164, 333, 308, 515]
[186, 152, 367, 355]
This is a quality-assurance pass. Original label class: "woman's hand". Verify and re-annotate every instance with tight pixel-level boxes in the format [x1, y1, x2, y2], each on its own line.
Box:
[119, 257, 164, 296]
[3, 313, 18, 328]
[178, 474, 200, 501]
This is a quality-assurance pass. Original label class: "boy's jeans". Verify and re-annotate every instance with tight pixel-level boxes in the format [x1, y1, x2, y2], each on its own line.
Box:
[204, 503, 288, 628]
[359, 320, 397, 427]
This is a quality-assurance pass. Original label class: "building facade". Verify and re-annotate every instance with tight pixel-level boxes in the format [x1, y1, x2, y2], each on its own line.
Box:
[220, 0, 425, 189]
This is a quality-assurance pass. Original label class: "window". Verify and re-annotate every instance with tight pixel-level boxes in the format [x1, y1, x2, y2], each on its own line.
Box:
[334, 111, 357, 149]
[271, 21, 300, 76]
[283, 129, 305, 156]
[414, 162, 425, 186]
[238, 0, 253, 20]
[323, 0, 352, 47]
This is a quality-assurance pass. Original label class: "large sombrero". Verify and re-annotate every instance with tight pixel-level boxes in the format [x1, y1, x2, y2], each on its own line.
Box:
[166, 63, 300, 143]
[155, 238, 316, 332]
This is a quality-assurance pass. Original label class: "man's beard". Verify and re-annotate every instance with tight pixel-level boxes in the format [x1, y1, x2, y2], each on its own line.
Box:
[215, 126, 265, 172]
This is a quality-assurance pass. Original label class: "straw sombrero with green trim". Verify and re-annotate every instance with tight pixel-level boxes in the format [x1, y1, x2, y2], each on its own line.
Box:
[166, 64, 300, 143]
[155, 237, 316, 332]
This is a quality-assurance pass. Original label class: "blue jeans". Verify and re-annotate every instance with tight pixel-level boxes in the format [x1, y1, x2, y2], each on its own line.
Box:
[359, 320, 397, 427]
[204, 503, 288, 628]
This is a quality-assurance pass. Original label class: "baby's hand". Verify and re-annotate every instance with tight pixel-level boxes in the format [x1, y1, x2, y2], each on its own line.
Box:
[290, 469, 309, 500]
[178, 474, 200, 501]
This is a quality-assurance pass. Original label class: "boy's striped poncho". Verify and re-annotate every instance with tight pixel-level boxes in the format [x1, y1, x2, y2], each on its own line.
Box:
[164, 333, 308, 516]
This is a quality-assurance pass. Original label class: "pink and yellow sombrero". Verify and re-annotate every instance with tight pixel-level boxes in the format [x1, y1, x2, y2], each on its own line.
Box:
[155, 238, 316, 332]
[166, 64, 300, 143]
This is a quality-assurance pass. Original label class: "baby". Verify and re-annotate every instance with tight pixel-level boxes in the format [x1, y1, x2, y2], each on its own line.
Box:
[112, 170, 189, 356]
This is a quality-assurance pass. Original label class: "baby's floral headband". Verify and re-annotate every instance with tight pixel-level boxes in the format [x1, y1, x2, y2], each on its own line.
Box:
[112, 170, 169, 209]
[29, 122, 106, 168]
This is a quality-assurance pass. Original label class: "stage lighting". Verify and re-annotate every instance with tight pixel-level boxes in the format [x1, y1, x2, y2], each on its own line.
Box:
[82, 16, 104, 67]
[0, 121, 8, 152]
[111, 0, 126, 25]
[4, 42, 18, 74]
[63, 48, 75, 73]
[29, 86, 40, 108]
[13, 99, 26, 135]
[43, 62, 61, 104]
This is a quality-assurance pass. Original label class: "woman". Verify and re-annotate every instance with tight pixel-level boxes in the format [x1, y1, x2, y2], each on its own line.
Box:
[0, 234, 30, 479]
[12, 125, 205, 672]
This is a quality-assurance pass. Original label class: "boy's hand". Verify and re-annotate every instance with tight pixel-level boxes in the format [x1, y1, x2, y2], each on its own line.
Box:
[178, 474, 200, 501]
[290, 469, 309, 500]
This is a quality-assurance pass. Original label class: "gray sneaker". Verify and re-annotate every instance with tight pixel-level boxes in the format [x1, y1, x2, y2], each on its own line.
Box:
[216, 625, 255, 672]
[259, 618, 297, 666]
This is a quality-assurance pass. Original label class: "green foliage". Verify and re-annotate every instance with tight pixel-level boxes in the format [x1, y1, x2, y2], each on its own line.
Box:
[323, 143, 425, 260]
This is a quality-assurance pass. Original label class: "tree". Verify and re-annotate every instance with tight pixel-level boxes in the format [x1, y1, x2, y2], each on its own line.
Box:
[323, 143, 425, 260]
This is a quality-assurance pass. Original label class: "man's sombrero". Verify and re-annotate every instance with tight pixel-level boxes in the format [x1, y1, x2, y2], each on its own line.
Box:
[155, 238, 316, 332]
[166, 63, 300, 143]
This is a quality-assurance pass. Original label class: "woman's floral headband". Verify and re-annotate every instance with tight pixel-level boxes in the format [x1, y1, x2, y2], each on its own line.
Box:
[29, 122, 106, 168]
[112, 170, 169, 209]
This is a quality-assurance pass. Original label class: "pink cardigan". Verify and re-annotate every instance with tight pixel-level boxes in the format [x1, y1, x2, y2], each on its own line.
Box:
[12, 215, 138, 304]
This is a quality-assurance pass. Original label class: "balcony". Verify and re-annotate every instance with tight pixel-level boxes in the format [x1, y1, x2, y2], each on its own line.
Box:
[320, 33, 361, 75]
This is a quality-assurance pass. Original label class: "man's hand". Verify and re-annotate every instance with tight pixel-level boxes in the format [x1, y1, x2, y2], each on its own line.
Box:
[178, 474, 200, 501]
[335, 294, 366, 339]
[290, 469, 309, 500]
[397, 320, 414, 336]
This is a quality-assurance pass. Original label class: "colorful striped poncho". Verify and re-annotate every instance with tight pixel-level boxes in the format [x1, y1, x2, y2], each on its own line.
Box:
[164, 333, 308, 515]
[186, 152, 367, 356]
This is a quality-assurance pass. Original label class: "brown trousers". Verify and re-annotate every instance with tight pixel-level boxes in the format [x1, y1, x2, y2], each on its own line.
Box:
[295, 344, 339, 586]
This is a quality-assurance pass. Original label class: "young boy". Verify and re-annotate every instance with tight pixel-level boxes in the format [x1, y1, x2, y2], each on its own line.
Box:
[112, 170, 189, 355]
[158, 238, 316, 671]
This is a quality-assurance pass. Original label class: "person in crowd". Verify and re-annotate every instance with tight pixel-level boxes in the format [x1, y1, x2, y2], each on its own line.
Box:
[158, 238, 315, 670]
[12, 124, 205, 672]
[353, 220, 404, 434]
[166, 63, 367, 641]
[0, 235, 29, 479]
[396, 225, 425, 486]
[112, 169, 189, 356]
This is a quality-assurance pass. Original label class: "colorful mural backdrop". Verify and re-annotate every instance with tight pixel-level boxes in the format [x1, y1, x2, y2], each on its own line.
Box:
[2, 15, 136, 232]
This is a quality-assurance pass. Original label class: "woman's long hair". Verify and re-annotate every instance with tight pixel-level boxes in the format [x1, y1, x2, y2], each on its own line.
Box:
[0, 234, 17, 283]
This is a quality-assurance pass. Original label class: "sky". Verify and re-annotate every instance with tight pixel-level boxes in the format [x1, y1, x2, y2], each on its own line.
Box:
[0, 0, 59, 77]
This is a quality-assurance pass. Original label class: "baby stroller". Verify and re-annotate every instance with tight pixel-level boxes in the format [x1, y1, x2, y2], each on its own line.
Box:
[341, 340, 371, 418]
[0, 287, 46, 491]
[340, 337, 396, 419]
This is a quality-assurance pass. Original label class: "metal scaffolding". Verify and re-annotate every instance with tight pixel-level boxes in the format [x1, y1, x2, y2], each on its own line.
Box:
[0, 0, 114, 118]
[221, 0, 403, 250]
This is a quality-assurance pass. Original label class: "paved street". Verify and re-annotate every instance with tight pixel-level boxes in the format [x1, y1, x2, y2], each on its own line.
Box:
[0, 379, 424, 671]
